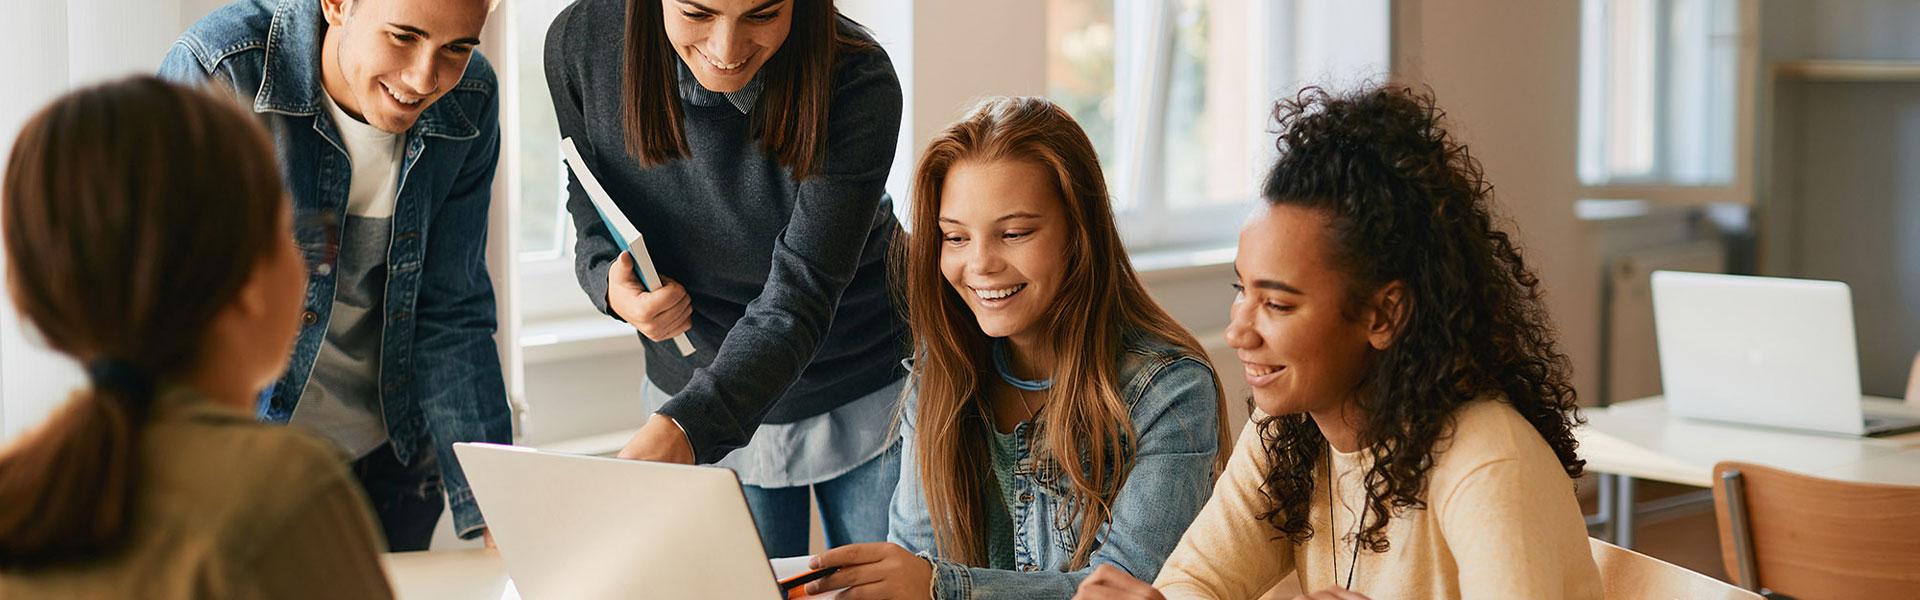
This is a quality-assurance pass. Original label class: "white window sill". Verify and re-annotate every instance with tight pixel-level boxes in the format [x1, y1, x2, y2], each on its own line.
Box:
[516, 243, 1237, 361]
[519, 315, 642, 366]
[1132, 243, 1237, 278]
[531, 428, 632, 457]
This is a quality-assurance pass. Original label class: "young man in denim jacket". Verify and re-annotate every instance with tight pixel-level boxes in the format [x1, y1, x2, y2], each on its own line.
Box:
[160, 0, 509, 550]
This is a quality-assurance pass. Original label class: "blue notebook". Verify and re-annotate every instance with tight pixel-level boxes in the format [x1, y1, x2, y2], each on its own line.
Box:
[560, 138, 695, 356]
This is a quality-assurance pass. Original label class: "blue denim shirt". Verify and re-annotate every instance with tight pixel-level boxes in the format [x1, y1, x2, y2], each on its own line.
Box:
[889, 334, 1222, 599]
[157, 0, 510, 538]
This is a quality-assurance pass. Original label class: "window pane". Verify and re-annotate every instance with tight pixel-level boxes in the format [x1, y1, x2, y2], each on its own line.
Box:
[516, 0, 575, 260]
[1047, 0, 1120, 205]
[1047, 0, 1389, 233]
[1580, 0, 1739, 187]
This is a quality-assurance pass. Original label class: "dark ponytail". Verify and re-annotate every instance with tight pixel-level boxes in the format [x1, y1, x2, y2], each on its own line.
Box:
[0, 76, 284, 567]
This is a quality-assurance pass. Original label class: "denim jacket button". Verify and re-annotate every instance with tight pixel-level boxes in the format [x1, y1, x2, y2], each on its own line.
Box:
[314, 263, 332, 277]
[1019, 491, 1034, 503]
[302, 310, 318, 326]
[1020, 564, 1038, 572]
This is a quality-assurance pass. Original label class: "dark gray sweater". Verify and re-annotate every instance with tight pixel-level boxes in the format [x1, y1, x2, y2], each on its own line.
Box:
[546, 0, 909, 464]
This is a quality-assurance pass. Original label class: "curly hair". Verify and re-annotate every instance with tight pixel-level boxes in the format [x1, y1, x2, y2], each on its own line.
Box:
[1250, 85, 1585, 552]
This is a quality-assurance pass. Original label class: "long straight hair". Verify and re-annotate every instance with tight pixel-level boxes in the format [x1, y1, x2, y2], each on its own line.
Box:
[894, 97, 1229, 568]
[621, 0, 874, 180]
[0, 76, 285, 568]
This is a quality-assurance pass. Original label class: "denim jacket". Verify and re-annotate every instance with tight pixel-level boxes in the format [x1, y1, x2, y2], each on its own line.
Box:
[157, 0, 510, 538]
[889, 333, 1223, 599]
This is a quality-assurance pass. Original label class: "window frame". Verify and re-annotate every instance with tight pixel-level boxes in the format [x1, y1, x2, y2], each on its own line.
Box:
[1577, 0, 1761, 207]
[1088, 0, 1393, 252]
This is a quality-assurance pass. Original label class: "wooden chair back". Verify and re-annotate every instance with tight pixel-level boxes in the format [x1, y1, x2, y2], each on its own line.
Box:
[1712, 462, 1920, 599]
[1588, 537, 1761, 600]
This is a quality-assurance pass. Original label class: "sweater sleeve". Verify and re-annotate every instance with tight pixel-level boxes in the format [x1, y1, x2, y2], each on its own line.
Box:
[1153, 420, 1294, 600]
[653, 48, 904, 463]
[1435, 458, 1604, 600]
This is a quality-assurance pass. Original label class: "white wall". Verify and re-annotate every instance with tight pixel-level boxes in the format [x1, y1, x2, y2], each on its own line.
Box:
[1761, 0, 1920, 396]
[0, 0, 231, 440]
[0, 0, 75, 440]
[1393, 1, 1602, 402]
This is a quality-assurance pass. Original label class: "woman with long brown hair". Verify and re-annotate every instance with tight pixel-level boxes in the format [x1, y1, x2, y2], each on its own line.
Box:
[0, 76, 391, 598]
[546, 0, 910, 556]
[801, 97, 1229, 599]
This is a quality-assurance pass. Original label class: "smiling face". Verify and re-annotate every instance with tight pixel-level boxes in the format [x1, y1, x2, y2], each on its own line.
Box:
[319, 0, 488, 133]
[660, 0, 793, 94]
[1228, 203, 1401, 418]
[937, 159, 1071, 348]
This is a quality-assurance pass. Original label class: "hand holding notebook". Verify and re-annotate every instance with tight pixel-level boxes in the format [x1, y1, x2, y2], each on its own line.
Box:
[561, 138, 696, 356]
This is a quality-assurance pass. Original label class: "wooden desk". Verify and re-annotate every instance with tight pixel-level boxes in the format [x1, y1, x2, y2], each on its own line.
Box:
[1577, 396, 1920, 548]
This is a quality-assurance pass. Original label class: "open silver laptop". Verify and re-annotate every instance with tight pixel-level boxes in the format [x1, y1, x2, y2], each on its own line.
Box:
[1651, 271, 1920, 437]
[453, 443, 831, 599]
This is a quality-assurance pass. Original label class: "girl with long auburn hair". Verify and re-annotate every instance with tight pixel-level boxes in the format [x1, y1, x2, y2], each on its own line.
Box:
[0, 76, 391, 598]
[1073, 85, 1602, 600]
[804, 97, 1229, 599]
[546, 0, 910, 556]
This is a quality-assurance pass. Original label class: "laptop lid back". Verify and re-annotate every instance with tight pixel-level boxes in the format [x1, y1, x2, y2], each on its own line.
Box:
[453, 443, 780, 599]
[1651, 271, 1865, 435]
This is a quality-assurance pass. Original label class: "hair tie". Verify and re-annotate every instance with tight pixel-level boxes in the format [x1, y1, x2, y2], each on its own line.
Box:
[86, 357, 155, 400]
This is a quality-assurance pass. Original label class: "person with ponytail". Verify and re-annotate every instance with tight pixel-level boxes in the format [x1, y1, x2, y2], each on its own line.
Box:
[800, 97, 1229, 599]
[0, 76, 391, 599]
[1072, 85, 1601, 600]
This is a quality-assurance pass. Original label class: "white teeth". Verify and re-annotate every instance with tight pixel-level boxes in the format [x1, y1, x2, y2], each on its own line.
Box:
[384, 85, 423, 106]
[973, 284, 1025, 300]
[697, 48, 747, 70]
[1245, 365, 1280, 378]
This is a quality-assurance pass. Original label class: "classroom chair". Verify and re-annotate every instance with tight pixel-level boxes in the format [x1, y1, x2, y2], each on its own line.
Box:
[1713, 462, 1920, 599]
[1587, 537, 1760, 600]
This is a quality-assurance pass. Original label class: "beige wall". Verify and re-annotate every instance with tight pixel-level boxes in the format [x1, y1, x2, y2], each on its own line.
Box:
[1393, 1, 1603, 402]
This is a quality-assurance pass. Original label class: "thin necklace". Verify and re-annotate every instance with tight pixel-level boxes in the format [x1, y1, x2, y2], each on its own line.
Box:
[1328, 450, 1363, 591]
[991, 339, 1049, 424]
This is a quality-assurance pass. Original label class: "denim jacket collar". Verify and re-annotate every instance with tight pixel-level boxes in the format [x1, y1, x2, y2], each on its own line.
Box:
[256, 0, 479, 140]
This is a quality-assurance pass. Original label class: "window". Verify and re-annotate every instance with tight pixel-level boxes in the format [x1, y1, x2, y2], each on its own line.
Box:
[1046, 0, 1390, 251]
[509, 0, 589, 322]
[1578, 0, 1755, 202]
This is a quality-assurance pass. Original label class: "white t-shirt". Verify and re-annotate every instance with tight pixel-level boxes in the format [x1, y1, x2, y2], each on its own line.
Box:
[290, 93, 404, 460]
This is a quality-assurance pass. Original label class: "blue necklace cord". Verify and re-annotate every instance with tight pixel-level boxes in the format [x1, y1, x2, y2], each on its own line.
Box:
[992, 338, 1053, 391]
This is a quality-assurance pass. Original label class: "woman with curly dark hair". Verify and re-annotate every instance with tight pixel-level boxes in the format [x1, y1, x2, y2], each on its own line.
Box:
[1074, 84, 1601, 600]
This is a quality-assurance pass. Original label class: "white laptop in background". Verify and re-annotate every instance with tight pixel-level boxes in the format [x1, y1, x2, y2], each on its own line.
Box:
[452, 443, 839, 600]
[1651, 270, 1920, 437]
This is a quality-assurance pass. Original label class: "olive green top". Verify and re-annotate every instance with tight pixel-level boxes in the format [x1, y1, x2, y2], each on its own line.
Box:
[0, 387, 393, 599]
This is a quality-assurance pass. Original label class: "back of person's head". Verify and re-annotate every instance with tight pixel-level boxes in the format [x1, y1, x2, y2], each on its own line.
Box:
[896, 96, 1225, 568]
[0, 76, 290, 567]
[1249, 84, 1584, 552]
